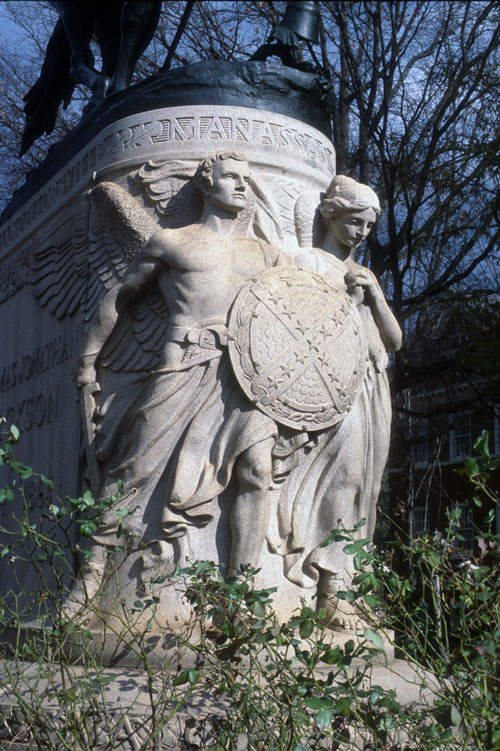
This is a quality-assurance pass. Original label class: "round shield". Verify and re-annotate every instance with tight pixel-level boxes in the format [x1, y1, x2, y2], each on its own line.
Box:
[228, 267, 369, 431]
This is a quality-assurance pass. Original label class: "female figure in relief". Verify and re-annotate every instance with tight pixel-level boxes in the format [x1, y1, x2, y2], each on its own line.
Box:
[277, 175, 402, 628]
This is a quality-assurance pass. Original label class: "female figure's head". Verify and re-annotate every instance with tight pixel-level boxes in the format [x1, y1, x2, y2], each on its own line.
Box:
[320, 175, 380, 256]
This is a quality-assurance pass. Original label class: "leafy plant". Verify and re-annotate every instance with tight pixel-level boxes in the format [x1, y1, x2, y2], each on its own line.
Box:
[0, 419, 498, 749]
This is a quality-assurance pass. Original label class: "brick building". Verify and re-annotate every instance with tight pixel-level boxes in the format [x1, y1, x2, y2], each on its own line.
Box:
[388, 294, 500, 552]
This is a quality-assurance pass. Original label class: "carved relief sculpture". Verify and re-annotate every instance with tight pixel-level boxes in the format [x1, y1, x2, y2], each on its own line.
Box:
[53, 152, 297, 611]
[30, 148, 400, 636]
[1, 0, 407, 650]
[274, 175, 402, 628]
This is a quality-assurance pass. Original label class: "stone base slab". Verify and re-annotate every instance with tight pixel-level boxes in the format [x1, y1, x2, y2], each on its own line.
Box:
[0, 657, 436, 750]
[3, 616, 394, 669]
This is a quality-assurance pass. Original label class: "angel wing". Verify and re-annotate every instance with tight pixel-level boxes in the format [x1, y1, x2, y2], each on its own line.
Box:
[99, 284, 169, 372]
[32, 181, 170, 373]
[136, 160, 203, 227]
[294, 188, 323, 248]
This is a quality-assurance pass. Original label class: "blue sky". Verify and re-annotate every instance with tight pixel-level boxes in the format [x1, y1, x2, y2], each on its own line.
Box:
[0, 5, 28, 41]
[0, 2, 60, 62]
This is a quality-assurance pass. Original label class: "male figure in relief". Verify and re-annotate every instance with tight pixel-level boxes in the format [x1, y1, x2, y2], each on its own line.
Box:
[76, 152, 288, 594]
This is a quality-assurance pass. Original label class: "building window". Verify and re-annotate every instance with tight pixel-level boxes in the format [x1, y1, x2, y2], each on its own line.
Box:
[412, 506, 429, 538]
[449, 413, 471, 461]
[409, 418, 428, 466]
[450, 505, 474, 553]
[494, 407, 500, 456]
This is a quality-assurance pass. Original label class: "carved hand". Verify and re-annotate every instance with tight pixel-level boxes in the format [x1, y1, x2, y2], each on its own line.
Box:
[344, 270, 365, 304]
[347, 267, 382, 302]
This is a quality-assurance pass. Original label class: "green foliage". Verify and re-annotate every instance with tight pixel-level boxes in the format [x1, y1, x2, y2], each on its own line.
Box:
[174, 560, 403, 749]
[0, 420, 126, 620]
[365, 432, 500, 750]
[0, 420, 498, 749]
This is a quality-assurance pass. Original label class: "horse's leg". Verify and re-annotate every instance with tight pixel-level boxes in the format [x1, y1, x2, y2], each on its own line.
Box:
[108, 1, 160, 94]
[94, 20, 121, 90]
[59, 3, 110, 100]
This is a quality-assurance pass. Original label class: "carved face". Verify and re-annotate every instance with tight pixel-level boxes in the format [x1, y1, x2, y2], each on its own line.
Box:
[329, 207, 377, 250]
[204, 158, 251, 213]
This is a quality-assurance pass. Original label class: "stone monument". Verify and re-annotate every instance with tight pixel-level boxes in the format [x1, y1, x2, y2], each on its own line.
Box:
[0, 2, 401, 659]
[284, 175, 402, 628]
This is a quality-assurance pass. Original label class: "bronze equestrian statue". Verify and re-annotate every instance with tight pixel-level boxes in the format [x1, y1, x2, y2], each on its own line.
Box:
[20, 0, 318, 156]
[20, 0, 161, 155]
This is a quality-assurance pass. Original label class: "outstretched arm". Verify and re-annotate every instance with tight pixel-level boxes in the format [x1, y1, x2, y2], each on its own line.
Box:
[76, 234, 166, 387]
[345, 261, 402, 353]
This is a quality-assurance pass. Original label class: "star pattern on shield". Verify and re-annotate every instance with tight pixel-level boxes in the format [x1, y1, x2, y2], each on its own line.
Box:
[229, 267, 368, 430]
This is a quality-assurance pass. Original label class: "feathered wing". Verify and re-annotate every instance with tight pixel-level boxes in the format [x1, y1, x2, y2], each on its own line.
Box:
[294, 189, 323, 248]
[136, 160, 203, 227]
[32, 181, 170, 372]
[99, 284, 170, 372]
[249, 175, 284, 246]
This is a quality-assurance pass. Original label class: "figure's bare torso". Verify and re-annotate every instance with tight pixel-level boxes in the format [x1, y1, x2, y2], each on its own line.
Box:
[150, 226, 281, 363]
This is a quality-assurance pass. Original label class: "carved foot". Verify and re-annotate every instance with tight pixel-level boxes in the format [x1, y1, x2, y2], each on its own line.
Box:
[317, 573, 371, 632]
[318, 598, 371, 632]
[140, 542, 177, 584]
[62, 580, 101, 620]
[62, 551, 106, 619]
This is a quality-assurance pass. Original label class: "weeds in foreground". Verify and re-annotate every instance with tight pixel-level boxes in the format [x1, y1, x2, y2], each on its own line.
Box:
[0, 420, 498, 749]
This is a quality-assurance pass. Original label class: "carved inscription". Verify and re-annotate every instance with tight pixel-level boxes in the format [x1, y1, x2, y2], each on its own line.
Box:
[0, 331, 80, 393]
[102, 116, 334, 166]
[0, 147, 99, 250]
[148, 115, 335, 167]
[24, 475, 52, 511]
[1, 111, 334, 251]
[0, 407, 60, 520]
[2, 384, 60, 433]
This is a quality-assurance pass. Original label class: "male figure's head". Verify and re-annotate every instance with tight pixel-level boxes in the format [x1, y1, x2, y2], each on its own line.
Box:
[197, 152, 251, 214]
